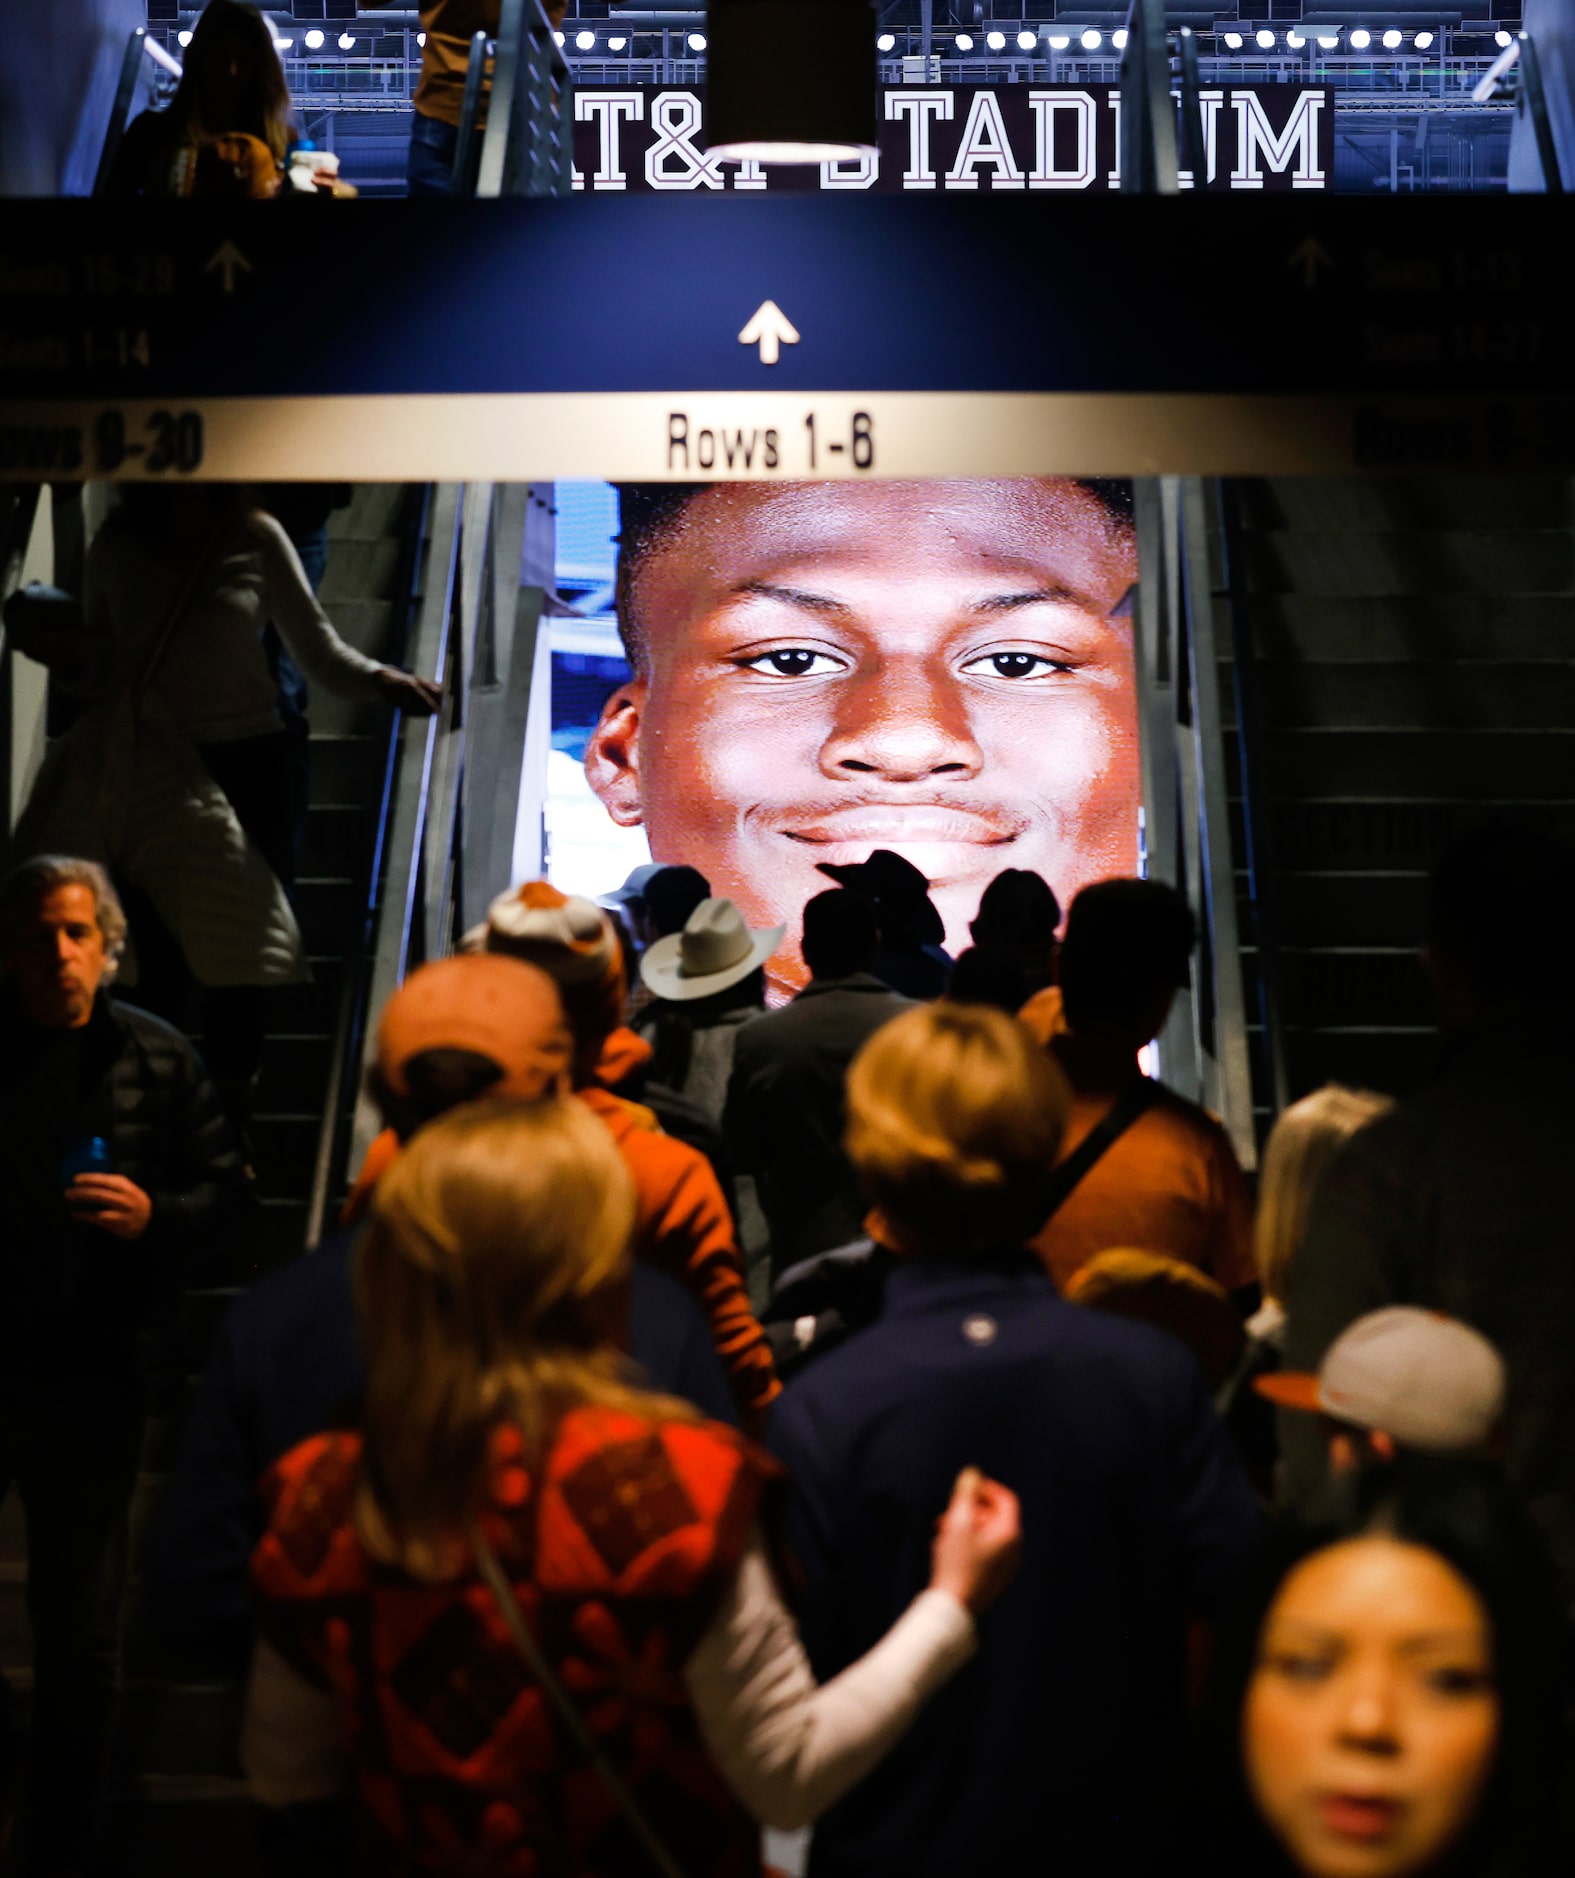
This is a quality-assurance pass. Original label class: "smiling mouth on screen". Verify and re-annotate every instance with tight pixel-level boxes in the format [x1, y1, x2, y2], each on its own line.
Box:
[782, 810, 1019, 886]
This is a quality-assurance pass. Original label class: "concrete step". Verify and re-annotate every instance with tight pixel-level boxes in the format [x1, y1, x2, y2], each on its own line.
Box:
[1239, 530, 1575, 598]
[1242, 476, 1572, 532]
[1246, 729, 1575, 802]
[1237, 593, 1575, 662]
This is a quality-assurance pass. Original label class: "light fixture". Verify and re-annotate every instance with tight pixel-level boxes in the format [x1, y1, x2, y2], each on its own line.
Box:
[1286, 27, 1305, 45]
[304, 27, 324, 47]
[1382, 27, 1402, 46]
[1317, 31, 1340, 46]
[1080, 27, 1101, 47]
[1255, 28, 1275, 47]
[337, 31, 355, 49]
[1222, 30, 1243, 48]
[553, 29, 565, 43]
[1494, 27, 1511, 43]
[1017, 29, 1037, 49]
[1349, 26, 1371, 46]
[954, 30, 974, 47]
[1111, 27, 1128, 46]
[986, 30, 1007, 48]
[687, 30, 706, 48]
[576, 29, 596, 48]
[1413, 28, 1433, 46]
[1047, 31, 1069, 46]
[706, 0, 875, 161]
[877, 30, 895, 48]
[608, 33, 627, 47]
[416, 31, 426, 45]
[177, 28, 193, 45]
[272, 34, 293, 48]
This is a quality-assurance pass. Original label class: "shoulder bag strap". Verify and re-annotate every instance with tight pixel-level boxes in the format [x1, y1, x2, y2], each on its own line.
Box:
[1039, 1076, 1159, 1225]
[469, 1529, 690, 1878]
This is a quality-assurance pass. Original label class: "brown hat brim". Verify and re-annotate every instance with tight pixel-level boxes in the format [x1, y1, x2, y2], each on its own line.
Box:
[1253, 1371, 1325, 1414]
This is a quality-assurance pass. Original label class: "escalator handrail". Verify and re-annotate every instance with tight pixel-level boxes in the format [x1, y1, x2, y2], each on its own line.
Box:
[450, 31, 493, 197]
[475, 0, 574, 199]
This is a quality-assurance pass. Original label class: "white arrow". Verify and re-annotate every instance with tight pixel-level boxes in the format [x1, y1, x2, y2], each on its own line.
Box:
[203, 240, 253, 294]
[1285, 236, 1333, 289]
[738, 299, 800, 366]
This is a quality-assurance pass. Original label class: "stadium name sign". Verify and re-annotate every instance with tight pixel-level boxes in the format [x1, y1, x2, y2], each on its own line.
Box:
[571, 83, 1333, 193]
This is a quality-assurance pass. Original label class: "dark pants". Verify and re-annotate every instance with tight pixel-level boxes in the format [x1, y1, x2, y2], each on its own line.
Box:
[0, 1367, 143, 1871]
[407, 110, 460, 196]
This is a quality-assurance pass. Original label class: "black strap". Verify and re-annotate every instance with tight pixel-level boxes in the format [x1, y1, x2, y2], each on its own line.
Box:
[1041, 1078, 1158, 1223]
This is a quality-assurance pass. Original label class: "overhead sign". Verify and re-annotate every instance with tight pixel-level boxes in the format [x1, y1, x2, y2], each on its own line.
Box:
[0, 197, 1566, 477]
[572, 84, 1333, 193]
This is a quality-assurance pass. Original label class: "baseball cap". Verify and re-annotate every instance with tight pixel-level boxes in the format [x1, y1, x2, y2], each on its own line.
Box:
[375, 954, 572, 1101]
[484, 881, 626, 1043]
[1255, 1306, 1507, 1453]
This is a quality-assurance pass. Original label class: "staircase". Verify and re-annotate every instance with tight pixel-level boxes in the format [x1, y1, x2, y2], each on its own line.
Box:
[1225, 474, 1575, 1118]
[0, 485, 423, 1875]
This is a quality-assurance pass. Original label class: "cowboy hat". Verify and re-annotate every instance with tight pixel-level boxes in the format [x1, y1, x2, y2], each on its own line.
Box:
[640, 897, 785, 1002]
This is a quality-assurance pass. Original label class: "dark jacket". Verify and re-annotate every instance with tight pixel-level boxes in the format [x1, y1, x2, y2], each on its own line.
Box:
[0, 991, 246, 1364]
[767, 1252, 1262, 1878]
[151, 1229, 739, 1675]
[1281, 1022, 1575, 1606]
[724, 973, 913, 1277]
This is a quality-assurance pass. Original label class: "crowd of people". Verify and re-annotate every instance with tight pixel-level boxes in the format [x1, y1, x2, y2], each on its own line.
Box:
[1, 812, 1573, 1878]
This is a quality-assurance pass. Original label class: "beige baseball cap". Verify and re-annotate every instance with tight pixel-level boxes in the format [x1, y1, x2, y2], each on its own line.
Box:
[1256, 1306, 1507, 1453]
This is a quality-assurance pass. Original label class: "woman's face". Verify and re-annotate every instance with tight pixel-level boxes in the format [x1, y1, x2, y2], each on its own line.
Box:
[1244, 1538, 1499, 1878]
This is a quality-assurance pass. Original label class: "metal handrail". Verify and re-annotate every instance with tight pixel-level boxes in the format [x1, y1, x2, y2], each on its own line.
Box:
[450, 31, 493, 195]
[476, 0, 575, 198]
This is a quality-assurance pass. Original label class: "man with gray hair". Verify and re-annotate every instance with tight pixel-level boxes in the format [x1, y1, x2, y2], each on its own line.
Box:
[0, 855, 248, 1872]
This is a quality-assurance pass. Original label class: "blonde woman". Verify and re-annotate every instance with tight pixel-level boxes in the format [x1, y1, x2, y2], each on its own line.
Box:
[244, 1098, 1019, 1875]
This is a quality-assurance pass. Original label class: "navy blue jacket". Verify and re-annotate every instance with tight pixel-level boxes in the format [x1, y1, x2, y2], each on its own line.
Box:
[767, 1252, 1261, 1878]
[153, 1230, 737, 1674]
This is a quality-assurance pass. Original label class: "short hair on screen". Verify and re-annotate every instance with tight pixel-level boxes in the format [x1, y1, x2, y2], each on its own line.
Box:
[612, 480, 1136, 674]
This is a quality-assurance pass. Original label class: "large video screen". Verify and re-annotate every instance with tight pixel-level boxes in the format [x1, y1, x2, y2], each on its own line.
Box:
[547, 476, 1141, 993]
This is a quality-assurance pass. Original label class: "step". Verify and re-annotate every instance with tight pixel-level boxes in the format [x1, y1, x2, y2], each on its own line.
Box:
[1242, 476, 1573, 532]
[1254, 872, 1427, 949]
[1238, 530, 1575, 598]
[1278, 1027, 1442, 1100]
[289, 876, 359, 957]
[1237, 593, 1575, 662]
[330, 482, 412, 541]
[317, 536, 403, 606]
[308, 734, 385, 805]
[256, 1034, 338, 1115]
[1247, 730, 1575, 802]
[1269, 949, 1435, 1032]
[1246, 662, 1575, 732]
[1232, 799, 1575, 872]
[271, 961, 348, 1035]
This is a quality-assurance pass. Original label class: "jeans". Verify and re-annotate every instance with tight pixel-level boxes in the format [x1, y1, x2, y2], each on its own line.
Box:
[407, 111, 460, 197]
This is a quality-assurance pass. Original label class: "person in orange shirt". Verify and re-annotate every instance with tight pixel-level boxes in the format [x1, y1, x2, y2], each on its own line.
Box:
[479, 880, 781, 1427]
[1029, 879, 1256, 1300]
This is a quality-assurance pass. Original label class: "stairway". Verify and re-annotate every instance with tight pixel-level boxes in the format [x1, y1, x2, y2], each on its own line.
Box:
[1224, 474, 1575, 1119]
[0, 485, 422, 1874]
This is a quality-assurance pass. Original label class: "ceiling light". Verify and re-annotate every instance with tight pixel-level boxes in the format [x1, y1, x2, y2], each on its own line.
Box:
[1286, 28, 1305, 45]
[1017, 29, 1037, 48]
[954, 30, 974, 47]
[608, 33, 627, 48]
[687, 30, 706, 48]
[576, 29, 596, 48]
[706, 0, 874, 163]
[272, 34, 293, 48]
[1222, 30, 1243, 48]
[877, 31, 895, 48]
[553, 28, 565, 43]
[986, 30, 1007, 48]
[304, 28, 323, 47]
[177, 28, 193, 45]
[1382, 27, 1402, 46]
[1080, 27, 1102, 47]
[1111, 27, 1128, 45]
[1047, 32, 1069, 46]
[1317, 31, 1339, 46]
[1256, 28, 1275, 47]
[1494, 27, 1511, 43]
[337, 32, 355, 49]
[1413, 28, 1433, 46]
[416, 32, 426, 46]
[1349, 26, 1371, 46]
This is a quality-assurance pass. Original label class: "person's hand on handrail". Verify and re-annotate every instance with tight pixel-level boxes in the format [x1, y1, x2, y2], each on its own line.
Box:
[929, 1466, 1022, 1616]
[377, 667, 443, 716]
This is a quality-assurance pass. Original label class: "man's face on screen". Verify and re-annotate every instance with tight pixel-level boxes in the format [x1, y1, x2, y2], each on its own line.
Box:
[585, 480, 1140, 989]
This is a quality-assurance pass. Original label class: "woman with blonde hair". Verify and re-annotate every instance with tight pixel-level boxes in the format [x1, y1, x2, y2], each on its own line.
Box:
[245, 1097, 1020, 1876]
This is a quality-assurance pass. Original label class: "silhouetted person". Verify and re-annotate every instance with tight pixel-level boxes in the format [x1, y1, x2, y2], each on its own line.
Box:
[1280, 824, 1575, 1612]
[818, 851, 951, 1001]
[0, 857, 246, 1872]
[1030, 880, 1255, 1299]
[969, 867, 1061, 997]
[726, 890, 912, 1278]
[945, 944, 1030, 1014]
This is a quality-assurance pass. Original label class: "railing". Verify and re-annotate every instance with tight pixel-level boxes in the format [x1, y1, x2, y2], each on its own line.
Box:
[93, 27, 181, 196]
[1472, 31, 1564, 191]
[0, 488, 44, 837]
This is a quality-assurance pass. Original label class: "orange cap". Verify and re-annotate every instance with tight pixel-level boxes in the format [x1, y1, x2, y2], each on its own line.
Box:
[375, 954, 572, 1102]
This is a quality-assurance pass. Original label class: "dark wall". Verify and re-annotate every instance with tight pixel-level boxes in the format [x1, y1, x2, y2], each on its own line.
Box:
[0, 0, 146, 195]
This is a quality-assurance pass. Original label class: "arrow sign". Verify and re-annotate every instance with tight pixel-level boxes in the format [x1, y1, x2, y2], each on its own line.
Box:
[203, 240, 253, 294]
[738, 299, 799, 366]
[1285, 236, 1333, 289]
